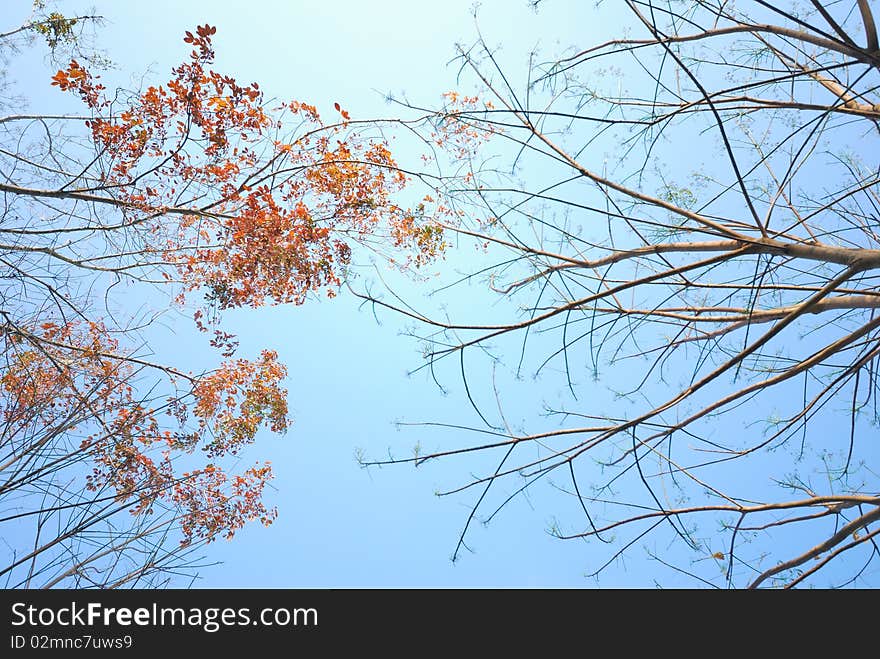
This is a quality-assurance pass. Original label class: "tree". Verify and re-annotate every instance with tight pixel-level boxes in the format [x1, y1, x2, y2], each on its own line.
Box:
[359, 0, 880, 588]
[0, 7, 440, 587]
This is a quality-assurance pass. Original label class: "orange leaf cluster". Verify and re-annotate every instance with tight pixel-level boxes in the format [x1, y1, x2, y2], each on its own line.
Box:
[1, 320, 289, 543]
[173, 462, 276, 544]
[50, 25, 446, 321]
[192, 349, 289, 458]
[434, 91, 498, 160]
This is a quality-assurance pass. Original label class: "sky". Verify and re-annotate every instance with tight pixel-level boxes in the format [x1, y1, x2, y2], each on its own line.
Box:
[1, 0, 648, 587]
[6, 0, 873, 589]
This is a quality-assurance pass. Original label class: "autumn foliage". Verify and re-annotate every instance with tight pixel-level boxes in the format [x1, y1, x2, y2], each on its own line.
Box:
[0, 21, 443, 586]
[48, 24, 435, 307]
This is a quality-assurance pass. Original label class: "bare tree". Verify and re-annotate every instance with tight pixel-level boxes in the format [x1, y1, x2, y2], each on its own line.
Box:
[359, 0, 880, 588]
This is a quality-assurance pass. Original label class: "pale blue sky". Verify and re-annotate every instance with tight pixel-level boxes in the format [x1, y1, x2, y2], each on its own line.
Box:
[8, 0, 868, 588]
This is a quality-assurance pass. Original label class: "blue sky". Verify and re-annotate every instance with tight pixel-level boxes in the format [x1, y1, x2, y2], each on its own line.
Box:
[8, 0, 871, 589]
